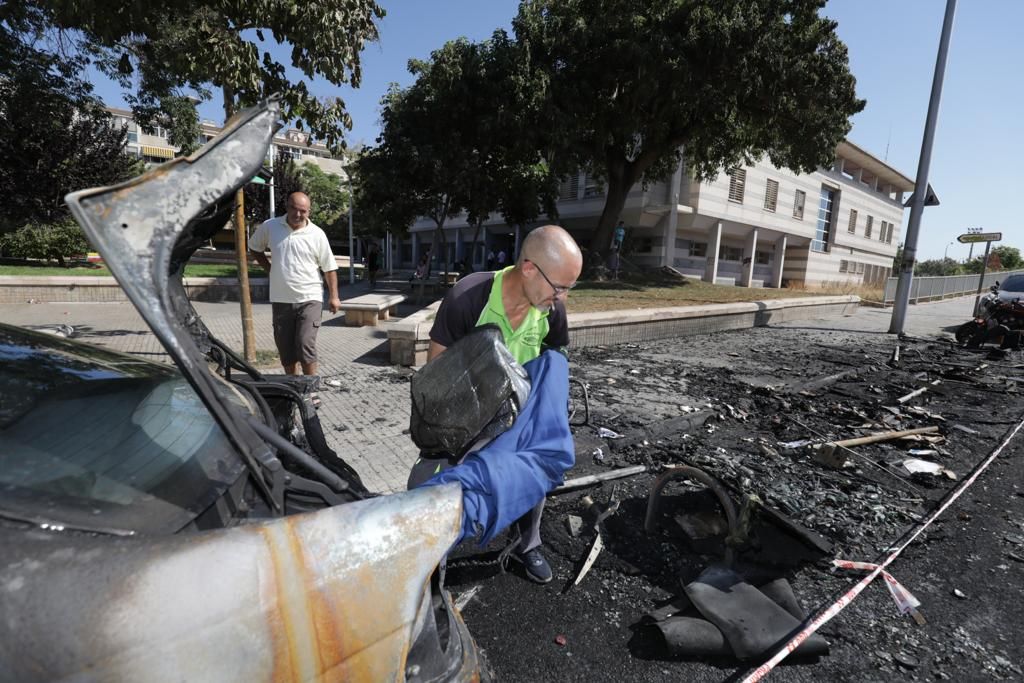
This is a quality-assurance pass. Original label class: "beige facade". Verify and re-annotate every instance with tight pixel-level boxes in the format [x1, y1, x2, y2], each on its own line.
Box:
[406, 140, 913, 287]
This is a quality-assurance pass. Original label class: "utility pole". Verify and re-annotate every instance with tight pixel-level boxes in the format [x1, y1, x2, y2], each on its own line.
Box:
[347, 173, 355, 285]
[889, 0, 957, 335]
[268, 142, 276, 217]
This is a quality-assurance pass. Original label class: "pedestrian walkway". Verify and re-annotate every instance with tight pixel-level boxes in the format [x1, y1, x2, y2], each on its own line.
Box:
[0, 290, 974, 494]
[0, 279, 426, 493]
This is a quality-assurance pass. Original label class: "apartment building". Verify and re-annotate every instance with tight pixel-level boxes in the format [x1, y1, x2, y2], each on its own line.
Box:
[404, 140, 912, 287]
[105, 106, 345, 175]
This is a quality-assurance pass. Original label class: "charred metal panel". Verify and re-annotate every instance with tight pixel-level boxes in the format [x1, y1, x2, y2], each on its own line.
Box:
[0, 484, 464, 682]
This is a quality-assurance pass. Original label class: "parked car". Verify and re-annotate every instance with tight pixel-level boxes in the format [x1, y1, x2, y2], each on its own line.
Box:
[0, 100, 485, 682]
[994, 274, 1024, 303]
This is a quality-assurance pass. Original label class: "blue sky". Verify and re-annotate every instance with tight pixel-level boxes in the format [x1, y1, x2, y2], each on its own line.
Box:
[90, 0, 1021, 261]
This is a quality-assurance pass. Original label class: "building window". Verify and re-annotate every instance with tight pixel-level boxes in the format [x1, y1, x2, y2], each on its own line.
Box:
[719, 245, 743, 262]
[848, 208, 857, 234]
[727, 168, 746, 203]
[793, 190, 806, 220]
[582, 172, 604, 198]
[865, 215, 874, 239]
[689, 241, 707, 258]
[856, 262, 865, 275]
[812, 186, 835, 252]
[885, 223, 895, 244]
[763, 179, 779, 212]
[839, 260, 848, 273]
[880, 221, 891, 242]
[755, 250, 771, 265]
[559, 173, 580, 201]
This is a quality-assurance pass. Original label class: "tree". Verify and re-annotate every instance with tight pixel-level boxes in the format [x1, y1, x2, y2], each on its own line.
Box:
[513, 0, 865, 255]
[44, 0, 385, 149]
[363, 32, 552, 272]
[915, 258, 959, 277]
[992, 245, 1021, 271]
[296, 164, 350, 242]
[0, 6, 141, 230]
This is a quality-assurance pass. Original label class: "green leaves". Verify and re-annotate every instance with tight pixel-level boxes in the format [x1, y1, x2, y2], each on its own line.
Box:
[40, 0, 385, 149]
[514, 0, 865, 251]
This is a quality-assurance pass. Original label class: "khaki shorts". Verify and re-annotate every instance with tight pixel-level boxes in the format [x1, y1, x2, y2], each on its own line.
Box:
[272, 301, 322, 366]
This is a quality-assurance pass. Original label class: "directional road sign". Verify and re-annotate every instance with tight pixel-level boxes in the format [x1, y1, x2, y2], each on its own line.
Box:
[957, 232, 1001, 244]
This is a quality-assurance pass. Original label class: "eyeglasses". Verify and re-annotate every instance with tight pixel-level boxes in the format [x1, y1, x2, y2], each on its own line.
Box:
[529, 260, 575, 296]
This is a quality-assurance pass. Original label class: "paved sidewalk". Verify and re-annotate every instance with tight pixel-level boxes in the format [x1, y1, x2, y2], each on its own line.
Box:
[0, 291, 974, 493]
[0, 279, 425, 494]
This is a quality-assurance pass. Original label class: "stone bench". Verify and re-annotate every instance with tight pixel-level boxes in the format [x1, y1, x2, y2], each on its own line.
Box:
[339, 293, 406, 327]
[387, 300, 442, 366]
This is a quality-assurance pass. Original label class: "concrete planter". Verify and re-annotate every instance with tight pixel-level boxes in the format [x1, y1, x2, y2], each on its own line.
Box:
[0, 276, 269, 304]
[385, 295, 859, 367]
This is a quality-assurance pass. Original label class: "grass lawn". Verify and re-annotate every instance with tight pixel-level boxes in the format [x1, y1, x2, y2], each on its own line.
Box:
[0, 263, 268, 278]
[563, 271, 857, 313]
[0, 261, 875, 310]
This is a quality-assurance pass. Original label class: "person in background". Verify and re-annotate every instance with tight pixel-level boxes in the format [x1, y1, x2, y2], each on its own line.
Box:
[612, 220, 626, 252]
[366, 242, 381, 288]
[248, 192, 340, 376]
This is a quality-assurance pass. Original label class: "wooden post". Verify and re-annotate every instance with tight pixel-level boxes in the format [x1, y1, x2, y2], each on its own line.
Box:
[234, 190, 256, 362]
[224, 84, 257, 362]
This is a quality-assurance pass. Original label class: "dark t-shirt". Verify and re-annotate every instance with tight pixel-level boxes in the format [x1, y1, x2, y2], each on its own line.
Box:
[429, 271, 569, 354]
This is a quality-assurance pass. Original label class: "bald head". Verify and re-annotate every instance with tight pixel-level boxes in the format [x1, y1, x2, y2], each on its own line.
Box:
[285, 192, 311, 229]
[518, 225, 582, 271]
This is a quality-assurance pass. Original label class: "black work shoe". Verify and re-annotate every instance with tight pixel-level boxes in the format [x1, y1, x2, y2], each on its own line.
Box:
[516, 548, 553, 584]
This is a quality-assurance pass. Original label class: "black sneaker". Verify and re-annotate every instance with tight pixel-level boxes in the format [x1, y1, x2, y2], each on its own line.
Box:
[516, 547, 553, 584]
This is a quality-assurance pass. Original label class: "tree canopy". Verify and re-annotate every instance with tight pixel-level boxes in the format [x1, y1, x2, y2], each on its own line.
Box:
[358, 31, 557, 266]
[513, 0, 866, 253]
[0, 4, 141, 230]
[40, 0, 385, 149]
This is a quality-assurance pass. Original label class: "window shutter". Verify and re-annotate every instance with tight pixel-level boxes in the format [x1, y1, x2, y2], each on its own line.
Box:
[727, 168, 746, 203]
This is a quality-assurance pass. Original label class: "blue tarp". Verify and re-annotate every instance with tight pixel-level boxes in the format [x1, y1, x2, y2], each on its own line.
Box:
[419, 350, 575, 546]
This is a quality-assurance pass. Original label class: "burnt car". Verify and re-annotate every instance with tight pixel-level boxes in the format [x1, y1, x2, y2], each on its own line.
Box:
[0, 100, 484, 682]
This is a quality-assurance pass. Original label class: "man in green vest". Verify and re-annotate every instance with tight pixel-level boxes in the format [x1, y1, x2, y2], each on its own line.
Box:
[408, 225, 583, 583]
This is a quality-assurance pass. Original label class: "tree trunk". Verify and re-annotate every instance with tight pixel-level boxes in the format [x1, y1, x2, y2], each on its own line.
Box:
[224, 84, 256, 363]
[592, 162, 635, 261]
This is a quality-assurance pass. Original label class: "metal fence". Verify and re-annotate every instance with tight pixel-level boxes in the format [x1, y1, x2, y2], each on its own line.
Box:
[882, 269, 1024, 304]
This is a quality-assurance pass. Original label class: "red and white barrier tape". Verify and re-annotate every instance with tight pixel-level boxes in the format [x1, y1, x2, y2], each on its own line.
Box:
[740, 412, 1024, 683]
[832, 559, 921, 617]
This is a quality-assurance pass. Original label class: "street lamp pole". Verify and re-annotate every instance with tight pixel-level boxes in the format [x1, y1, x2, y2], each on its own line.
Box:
[889, 0, 958, 334]
[944, 241, 953, 260]
[347, 174, 355, 285]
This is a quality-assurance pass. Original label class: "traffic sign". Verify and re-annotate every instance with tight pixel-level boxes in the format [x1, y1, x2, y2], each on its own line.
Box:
[957, 232, 1001, 244]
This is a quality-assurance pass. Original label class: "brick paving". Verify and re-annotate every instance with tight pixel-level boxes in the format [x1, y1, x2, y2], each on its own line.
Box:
[0, 287, 972, 493]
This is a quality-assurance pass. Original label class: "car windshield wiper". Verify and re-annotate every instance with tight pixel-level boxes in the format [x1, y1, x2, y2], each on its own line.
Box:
[0, 505, 136, 537]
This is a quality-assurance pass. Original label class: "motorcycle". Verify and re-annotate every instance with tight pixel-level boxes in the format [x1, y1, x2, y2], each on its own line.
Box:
[955, 281, 1024, 348]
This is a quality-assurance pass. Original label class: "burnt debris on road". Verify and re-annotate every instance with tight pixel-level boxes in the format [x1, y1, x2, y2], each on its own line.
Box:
[451, 325, 1024, 682]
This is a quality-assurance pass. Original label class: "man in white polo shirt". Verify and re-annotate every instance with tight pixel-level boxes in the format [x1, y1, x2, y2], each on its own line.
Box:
[249, 192, 341, 375]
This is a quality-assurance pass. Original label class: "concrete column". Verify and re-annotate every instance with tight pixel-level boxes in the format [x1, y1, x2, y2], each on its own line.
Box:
[455, 229, 464, 261]
[740, 228, 758, 287]
[662, 155, 684, 267]
[514, 225, 521, 261]
[411, 232, 420, 267]
[771, 234, 787, 288]
[703, 221, 723, 283]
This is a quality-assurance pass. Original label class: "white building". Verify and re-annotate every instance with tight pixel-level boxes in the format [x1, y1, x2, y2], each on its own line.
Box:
[403, 140, 912, 287]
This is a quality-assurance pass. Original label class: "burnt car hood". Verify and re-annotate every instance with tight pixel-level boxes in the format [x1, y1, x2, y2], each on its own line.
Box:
[65, 101, 284, 503]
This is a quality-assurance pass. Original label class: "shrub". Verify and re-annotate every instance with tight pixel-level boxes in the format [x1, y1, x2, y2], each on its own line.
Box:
[0, 221, 92, 267]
